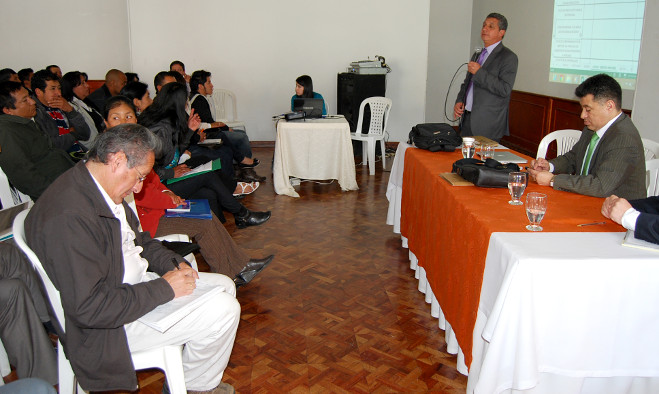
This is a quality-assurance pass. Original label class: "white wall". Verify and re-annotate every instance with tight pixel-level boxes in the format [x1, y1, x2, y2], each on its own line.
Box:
[127, 0, 430, 143]
[632, 0, 659, 139]
[0, 0, 130, 78]
[425, 0, 474, 125]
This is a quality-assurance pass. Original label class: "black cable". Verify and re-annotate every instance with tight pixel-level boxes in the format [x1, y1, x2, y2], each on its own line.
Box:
[444, 62, 468, 123]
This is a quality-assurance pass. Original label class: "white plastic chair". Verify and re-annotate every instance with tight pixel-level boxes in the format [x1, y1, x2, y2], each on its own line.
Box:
[0, 340, 9, 385]
[536, 129, 582, 159]
[642, 138, 659, 161]
[12, 210, 188, 394]
[646, 159, 659, 197]
[211, 89, 246, 131]
[0, 167, 31, 209]
[350, 97, 392, 175]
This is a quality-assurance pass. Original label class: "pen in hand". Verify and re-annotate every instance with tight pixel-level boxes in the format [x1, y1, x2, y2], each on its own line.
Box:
[172, 257, 180, 270]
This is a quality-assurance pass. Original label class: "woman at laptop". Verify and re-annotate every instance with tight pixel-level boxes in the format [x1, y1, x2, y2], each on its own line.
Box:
[291, 75, 327, 116]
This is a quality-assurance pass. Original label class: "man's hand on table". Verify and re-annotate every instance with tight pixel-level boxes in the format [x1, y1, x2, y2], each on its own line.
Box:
[529, 158, 550, 171]
[162, 263, 199, 298]
[601, 194, 632, 225]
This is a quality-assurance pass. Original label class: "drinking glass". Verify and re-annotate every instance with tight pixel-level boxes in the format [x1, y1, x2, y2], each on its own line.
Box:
[461, 137, 476, 159]
[507, 172, 527, 205]
[525, 192, 548, 231]
[481, 143, 495, 160]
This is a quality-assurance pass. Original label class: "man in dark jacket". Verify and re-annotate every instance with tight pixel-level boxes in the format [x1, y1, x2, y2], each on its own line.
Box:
[86, 69, 127, 113]
[31, 70, 90, 154]
[25, 124, 239, 393]
[0, 81, 73, 200]
[602, 195, 659, 244]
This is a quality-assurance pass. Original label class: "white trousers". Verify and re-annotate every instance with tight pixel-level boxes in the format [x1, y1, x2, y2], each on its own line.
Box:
[125, 273, 240, 391]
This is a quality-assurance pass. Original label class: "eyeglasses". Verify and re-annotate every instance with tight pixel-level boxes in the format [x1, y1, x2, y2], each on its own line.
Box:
[135, 167, 147, 183]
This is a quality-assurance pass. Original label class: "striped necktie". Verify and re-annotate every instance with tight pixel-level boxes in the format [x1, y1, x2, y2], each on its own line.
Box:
[581, 133, 600, 175]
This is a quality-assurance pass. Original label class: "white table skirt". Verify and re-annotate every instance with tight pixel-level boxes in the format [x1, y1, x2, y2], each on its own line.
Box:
[386, 142, 412, 234]
[404, 232, 659, 394]
[273, 118, 358, 197]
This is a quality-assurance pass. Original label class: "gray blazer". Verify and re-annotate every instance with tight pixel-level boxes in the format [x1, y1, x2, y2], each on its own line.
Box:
[550, 113, 646, 200]
[456, 42, 518, 141]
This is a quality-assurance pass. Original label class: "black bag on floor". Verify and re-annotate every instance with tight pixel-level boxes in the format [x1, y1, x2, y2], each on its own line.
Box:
[452, 158, 520, 188]
[408, 123, 462, 152]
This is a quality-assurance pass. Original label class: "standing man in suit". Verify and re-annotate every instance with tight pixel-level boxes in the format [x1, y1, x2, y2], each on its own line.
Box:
[528, 74, 646, 200]
[602, 195, 659, 244]
[453, 12, 518, 142]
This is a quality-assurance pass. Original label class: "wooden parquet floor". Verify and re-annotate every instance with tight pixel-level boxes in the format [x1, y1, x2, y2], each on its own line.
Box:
[4, 147, 468, 393]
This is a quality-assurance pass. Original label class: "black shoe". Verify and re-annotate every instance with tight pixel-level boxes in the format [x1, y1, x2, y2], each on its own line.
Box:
[238, 158, 260, 168]
[237, 168, 266, 183]
[233, 275, 249, 289]
[243, 254, 275, 272]
[235, 209, 271, 229]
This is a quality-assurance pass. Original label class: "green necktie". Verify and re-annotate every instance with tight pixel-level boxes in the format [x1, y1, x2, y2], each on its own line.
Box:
[581, 133, 600, 175]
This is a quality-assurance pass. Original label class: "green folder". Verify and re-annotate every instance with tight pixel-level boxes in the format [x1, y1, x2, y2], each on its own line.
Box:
[165, 158, 222, 185]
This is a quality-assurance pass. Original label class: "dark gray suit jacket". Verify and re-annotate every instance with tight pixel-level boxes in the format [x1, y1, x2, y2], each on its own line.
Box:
[630, 196, 659, 244]
[456, 42, 518, 141]
[550, 113, 646, 200]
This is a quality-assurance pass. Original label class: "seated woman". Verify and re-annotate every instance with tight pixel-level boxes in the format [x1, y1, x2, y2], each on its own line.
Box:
[291, 75, 327, 116]
[103, 96, 273, 286]
[120, 81, 153, 115]
[136, 84, 270, 228]
[61, 71, 105, 149]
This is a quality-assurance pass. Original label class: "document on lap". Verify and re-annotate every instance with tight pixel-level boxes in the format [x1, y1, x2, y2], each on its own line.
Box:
[137, 280, 225, 332]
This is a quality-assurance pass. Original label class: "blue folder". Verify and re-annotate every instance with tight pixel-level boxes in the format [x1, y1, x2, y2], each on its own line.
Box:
[164, 199, 212, 220]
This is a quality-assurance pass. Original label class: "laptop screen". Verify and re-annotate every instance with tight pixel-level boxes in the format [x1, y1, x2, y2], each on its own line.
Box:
[293, 98, 324, 118]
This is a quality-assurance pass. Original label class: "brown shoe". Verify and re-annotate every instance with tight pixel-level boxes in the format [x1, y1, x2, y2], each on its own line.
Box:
[187, 382, 235, 394]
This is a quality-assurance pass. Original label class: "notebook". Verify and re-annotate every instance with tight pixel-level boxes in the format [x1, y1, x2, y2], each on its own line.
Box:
[293, 98, 324, 118]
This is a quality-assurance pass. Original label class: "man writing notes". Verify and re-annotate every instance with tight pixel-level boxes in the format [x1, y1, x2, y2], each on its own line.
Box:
[528, 74, 646, 200]
[453, 12, 518, 142]
[25, 124, 239, 394]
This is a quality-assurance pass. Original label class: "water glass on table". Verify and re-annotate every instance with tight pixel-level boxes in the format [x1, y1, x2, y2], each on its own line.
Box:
[525, 192, 547, 231]
[461, 137, 476, 159]
[507, 172, 527, 205]
[481, 143, 495, 160]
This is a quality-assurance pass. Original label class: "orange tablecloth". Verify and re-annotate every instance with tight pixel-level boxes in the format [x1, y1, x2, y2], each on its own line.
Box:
[399, 148, 623, 369]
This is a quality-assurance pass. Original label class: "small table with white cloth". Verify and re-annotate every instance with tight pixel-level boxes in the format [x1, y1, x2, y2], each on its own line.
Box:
[273, 117, 358, 197]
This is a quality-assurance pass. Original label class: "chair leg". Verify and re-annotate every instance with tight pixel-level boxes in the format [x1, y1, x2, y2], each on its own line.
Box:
[361, 141, 368, 167]
[58, 344, 78, 394]
[368, 140, 376, 175]
[161, 347, 187, 394]
[380, 139, 386, 170]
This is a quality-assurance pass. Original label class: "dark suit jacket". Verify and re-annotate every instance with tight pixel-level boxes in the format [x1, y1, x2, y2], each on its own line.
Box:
[550, 113, 646, 200]
[456, 42, 518, 141]
[86, 84, 111, 113]
[630, 196, 659, 244]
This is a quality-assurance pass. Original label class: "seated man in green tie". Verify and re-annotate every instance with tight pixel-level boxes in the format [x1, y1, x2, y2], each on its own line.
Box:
[527, 73, 645, 200]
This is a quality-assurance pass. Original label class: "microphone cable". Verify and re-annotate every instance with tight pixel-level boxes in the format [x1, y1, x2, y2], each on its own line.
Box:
[444, 62, 468, 122]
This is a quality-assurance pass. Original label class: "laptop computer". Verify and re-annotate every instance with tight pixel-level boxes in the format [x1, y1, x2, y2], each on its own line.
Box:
[492, 151, 527, 164]
[293, 98, 324, 119]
